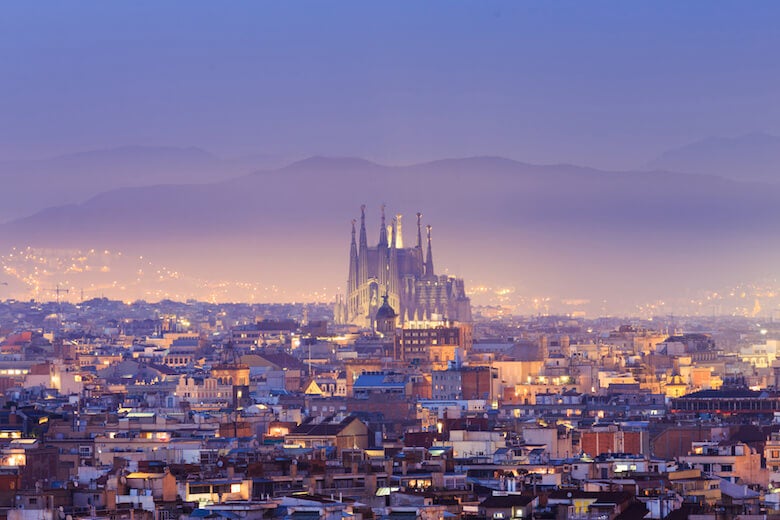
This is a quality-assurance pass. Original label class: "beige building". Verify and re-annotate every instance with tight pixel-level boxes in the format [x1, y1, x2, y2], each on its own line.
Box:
[678, 441, 763, 485]
[765, 433, 780, 487]
[174, 375, 233, 406]
[284, 415, 369, 455]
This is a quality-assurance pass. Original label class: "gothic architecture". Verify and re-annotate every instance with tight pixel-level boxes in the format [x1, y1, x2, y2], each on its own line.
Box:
[336, 205, 471, 328]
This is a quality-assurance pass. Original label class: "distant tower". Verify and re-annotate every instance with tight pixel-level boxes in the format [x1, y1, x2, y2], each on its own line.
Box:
[560, 335, 571, 357]
[212, 341, 250, 409]
[424, 225, 435, 279]
[377, 204, 389, 291]
[375, 294, 398, 337]
[347, 219, 358, 318]
[416, 213, 424, 273]
[539, 335, 549, 361]
[388, 217, 400, 311]
[395, 214, 404, 249]
[358, 205, 369, 287]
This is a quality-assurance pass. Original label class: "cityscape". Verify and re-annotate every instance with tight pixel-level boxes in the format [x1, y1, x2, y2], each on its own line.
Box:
[3, 3, 780, 520]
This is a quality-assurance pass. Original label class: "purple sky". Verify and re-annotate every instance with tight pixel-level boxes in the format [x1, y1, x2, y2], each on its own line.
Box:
[2, 1, 779, 169]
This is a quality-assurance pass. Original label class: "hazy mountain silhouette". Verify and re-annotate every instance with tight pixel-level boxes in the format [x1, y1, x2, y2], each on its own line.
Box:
[0, 146, 296, 222]
[2, 155, 779, 311]
[647, 133, 780, 183]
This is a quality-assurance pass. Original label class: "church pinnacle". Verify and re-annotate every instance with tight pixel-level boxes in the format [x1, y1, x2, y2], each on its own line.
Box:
[425, 224, 435, 279]
[378, 204, 388, 248]
[348, 219, 358, 293]
[395, 214, 404, 249]
[358, 204, 369, 285]
[416, 212, 423, 250]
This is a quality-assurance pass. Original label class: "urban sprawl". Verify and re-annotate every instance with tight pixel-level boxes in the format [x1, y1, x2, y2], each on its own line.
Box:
[0, 212, 776, 520]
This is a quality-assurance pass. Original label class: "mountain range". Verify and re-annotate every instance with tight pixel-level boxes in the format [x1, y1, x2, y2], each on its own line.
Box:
[0, 146, 296, 223]
[2, 150, 780, 313]
[646, 132, 780, 183]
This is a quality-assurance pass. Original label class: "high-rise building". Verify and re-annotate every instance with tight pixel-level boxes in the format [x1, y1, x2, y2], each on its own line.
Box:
[341, 205, 471, 328]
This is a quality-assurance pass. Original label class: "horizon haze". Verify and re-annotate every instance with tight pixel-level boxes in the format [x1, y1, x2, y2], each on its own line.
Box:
[2, 2, 779, 317]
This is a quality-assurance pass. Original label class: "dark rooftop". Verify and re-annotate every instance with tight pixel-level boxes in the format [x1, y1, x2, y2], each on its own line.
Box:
[479, 494, 535, 508]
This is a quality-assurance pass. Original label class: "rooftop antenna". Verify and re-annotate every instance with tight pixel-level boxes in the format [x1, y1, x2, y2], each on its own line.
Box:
[45, 284, 70, 329]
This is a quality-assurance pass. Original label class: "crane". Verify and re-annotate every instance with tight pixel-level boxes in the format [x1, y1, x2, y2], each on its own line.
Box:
[44, 284, 70, 306]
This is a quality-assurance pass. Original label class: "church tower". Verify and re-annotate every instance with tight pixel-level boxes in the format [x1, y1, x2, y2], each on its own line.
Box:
[344, 205, 471, 328]
[358, 205, 369, 286]
[377, 204, 389, 291]
[424, 224, 435, 280]
[388, 217, 400, 313]
[375, 294, 397, 337]
[416, 213, 424, 275]
[347, 219, 359, 320]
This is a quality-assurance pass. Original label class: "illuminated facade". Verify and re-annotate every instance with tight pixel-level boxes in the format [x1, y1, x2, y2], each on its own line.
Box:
[338, 205, 471, 328]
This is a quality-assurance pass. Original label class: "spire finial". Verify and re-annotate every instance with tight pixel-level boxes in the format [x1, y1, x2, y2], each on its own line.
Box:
[351, 219, 356, 239]
[425, 224, 434, 278]
[378, 203, 388, 247]
[416, 212, 423, 249]
[395, 214, 404, 249]
[359, 204, 368, 250]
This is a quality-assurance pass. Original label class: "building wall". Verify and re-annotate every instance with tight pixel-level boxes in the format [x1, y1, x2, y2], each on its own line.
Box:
[580, 430, 642, 457]
[493, 361, 544, 388]
[336, 419, 370, 453]
[650, 426, 717, 459]
[522, 427, 573, 459]
[462, 368, 493, 401]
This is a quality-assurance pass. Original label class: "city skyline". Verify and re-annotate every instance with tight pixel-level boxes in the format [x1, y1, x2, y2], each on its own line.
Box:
[4, 5, 780, 518]
[2, 2, 780, 316]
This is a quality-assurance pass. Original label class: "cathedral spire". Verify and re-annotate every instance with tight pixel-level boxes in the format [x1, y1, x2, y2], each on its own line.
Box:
[396, 214, 404, 249]
[348, 219, 358, 293]
[425, 225, 435, 279]
[390, 216, 397, 254]
[358, 205, 369, 286]
[378, 204, 388, 248]
[416, 212, 424, 277]
[416, 212, 423, 250]
[377, 204, 389, 288]
[389, 216, 399, 308]
[359, 204, 368, 250]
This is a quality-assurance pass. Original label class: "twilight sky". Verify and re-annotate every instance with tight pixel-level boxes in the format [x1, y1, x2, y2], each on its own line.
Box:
[2, 1, 779, 169]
